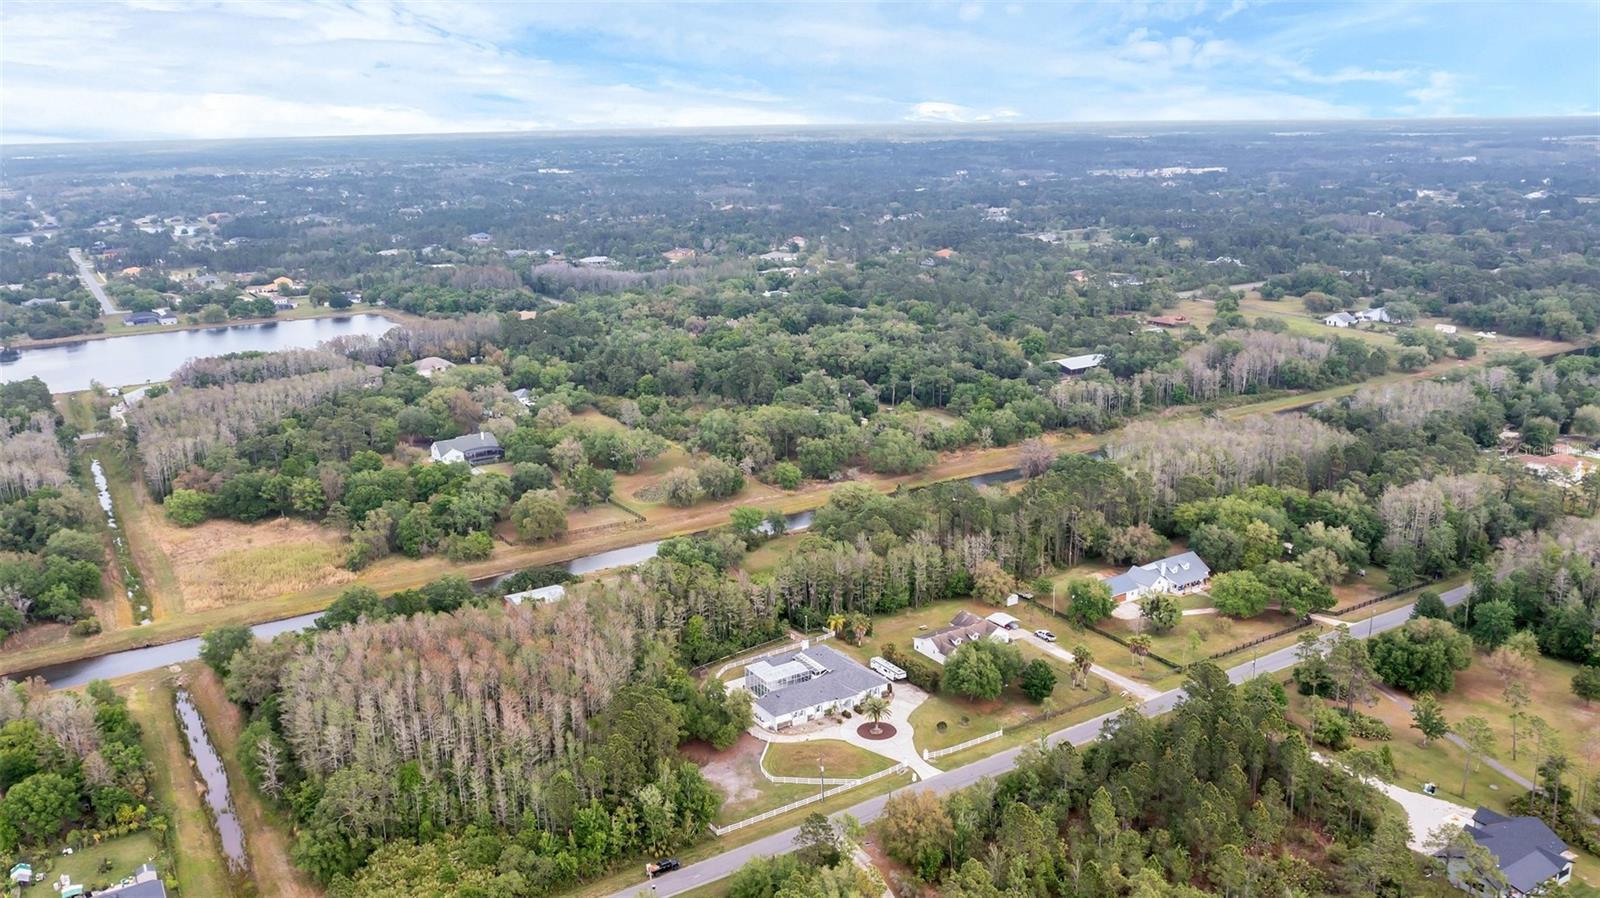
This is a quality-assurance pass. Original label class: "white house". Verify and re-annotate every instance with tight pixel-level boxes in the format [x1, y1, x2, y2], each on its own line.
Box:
[913, 610, 1013, 665]
[1514, 453, 1595, 488]
[429, 432, 504, 465]
[745, 644, 889, 730]
[1323, 312, 1358, 328]
[1356, 306, 1392, 323]
[504, 584, 566, 606]
[1102, 551, 1212, 603]
[1048, 354, 1106, 376]
[511, 388, 535, 407]
[1435, 323, 1459, 335]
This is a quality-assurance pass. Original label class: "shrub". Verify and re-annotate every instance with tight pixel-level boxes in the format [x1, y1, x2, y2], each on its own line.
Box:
[163, 488, 211, 526]
[771, 461, 802, 490]
[1345, 710, 1392, 741]
[883, 642, 942, 693]
[445, 531, 494, 562]
[69, 618, 102, 637]
[1312, 706, 1351, 750]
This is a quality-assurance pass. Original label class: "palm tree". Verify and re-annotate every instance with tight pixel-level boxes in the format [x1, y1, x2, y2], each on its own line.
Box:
[862, 694, 891, 735]
[1128, 634, 1153, 670]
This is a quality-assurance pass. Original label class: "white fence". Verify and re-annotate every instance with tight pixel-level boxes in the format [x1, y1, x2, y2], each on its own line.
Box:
[708, 764, 910, 836]
[924, 729, 1003, 761]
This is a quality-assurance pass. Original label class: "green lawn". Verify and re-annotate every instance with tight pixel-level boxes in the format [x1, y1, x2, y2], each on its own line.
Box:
[764, 740, 893, 779]
[1103, 607, 1314, 667]
[26, 831, 162, 895]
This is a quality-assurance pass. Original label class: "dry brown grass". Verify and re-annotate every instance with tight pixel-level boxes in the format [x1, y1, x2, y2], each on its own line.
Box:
[153, 517, 354, 611]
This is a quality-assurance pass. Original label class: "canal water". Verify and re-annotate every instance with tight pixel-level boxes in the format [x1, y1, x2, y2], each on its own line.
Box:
[0, 314, 397, 393]
[174, 690, 250, 871]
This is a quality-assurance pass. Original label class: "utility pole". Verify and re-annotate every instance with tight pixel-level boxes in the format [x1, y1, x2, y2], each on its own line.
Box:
[818, 760, 826, 803]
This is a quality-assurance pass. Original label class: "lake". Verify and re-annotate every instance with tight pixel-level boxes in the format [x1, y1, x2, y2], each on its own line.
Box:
[0, 313, 398, 393]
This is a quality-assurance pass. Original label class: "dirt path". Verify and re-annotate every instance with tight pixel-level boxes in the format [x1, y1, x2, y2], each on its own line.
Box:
[186, 666, 324, 898]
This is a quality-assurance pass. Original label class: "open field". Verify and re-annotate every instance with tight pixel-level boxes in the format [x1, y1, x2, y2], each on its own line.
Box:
[185, 665, 324, 898]
[156, 517, 355, 612]
[682, 733, 898, 827]
[763, 739, 893, 779]
[124, 672, 239, 898]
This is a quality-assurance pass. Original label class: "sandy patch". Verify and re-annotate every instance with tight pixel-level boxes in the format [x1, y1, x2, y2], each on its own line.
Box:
[681, 733, 765, 807]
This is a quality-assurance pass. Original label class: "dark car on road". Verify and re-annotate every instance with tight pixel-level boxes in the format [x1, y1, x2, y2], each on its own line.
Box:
[646, 858, 680, 878]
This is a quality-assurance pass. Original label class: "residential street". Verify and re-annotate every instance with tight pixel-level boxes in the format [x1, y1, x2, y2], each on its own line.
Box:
[607, 584, 1469, 897]
[68, 246, 120, 315]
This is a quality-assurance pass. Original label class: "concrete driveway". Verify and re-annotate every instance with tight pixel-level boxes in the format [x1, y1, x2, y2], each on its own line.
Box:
[1314, 751, 1472, 850]
[750, 683, 941, 780]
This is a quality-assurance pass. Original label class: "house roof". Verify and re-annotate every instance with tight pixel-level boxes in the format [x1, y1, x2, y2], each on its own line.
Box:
[505, 584, 565, 606]
[1147, 315, 1188, 326]
[1324, 312, 1358, 325]
[1446, 808, 1571, 894]
[918, 610, 1003, 657]
[749, 644, 886, 718]
[413, 356, 455, 372]
[1049, 353, 1106, 373]
[986, 612, 1020, 628]
[431, 432, 501, 456]
[1105, 551, 1211, 597]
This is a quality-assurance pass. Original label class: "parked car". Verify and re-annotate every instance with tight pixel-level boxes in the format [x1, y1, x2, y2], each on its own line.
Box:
[1033, 629, 1057, 642]
[647, 858, 681, 878]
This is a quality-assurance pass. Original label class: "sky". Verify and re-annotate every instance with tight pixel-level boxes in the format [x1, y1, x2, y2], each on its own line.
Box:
[2, 0, 1598, 144]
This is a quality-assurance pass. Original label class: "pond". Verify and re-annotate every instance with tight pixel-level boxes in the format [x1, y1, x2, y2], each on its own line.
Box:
[0, 314, 397, 393]
[174, 690, 249, 871]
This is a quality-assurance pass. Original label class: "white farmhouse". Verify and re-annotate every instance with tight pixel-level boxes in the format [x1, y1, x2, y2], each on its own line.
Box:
[913, 610, 1013, 665]
[1102, 551, 1212, 603]
[1434, 323, 1459, 335]
[1323, 312, 1358, 328]
[744, 644, 888, 730]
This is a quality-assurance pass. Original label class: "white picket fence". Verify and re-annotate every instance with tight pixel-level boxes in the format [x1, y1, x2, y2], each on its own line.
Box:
[708, 764, 910, 836]
[924, 729, 1003, 760]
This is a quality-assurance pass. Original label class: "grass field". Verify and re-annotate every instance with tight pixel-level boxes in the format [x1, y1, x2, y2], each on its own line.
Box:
[26, 830, 164, 895]
[763, 740, 893, 780]
[124, 672, 239, 898]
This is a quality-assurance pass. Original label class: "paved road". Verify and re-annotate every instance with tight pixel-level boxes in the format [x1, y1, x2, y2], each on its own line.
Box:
[611, 585, 1468, 897]
[68, 247, 119, 315]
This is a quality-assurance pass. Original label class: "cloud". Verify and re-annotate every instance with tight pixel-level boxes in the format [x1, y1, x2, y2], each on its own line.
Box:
[0, 0, 1593, 143]
[906, 102, 1021, 123]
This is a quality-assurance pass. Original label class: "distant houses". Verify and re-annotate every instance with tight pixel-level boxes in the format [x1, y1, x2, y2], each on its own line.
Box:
[912, 610, 1016, 665]
[1103, 551, 1212, 604]
[744, 643, 889, 730]
[429, 432, 504, 465]
[1322, 311, 1359, 328]
[1048, 354, 1106, 376]
[1147, 314, 1189, 327]
[1323, 306, 1393, 328]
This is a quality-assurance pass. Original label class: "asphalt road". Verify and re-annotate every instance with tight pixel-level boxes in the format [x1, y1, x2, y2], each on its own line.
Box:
[611, 584, 1469, 897]
[69, 247, 119, 315]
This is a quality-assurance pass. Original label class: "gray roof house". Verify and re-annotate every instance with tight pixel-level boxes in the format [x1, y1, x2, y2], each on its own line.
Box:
[913, 610, 1012, 665]
[1439, 808, 1574, 897]
[1103, 551, 1212, 603]
[429, 432, 504, 465]
[1323, 311, 1359, 328]
[90, 863, 169, 897]
[744, 643, 888, 730]
[1049, 353, 1106, 375]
